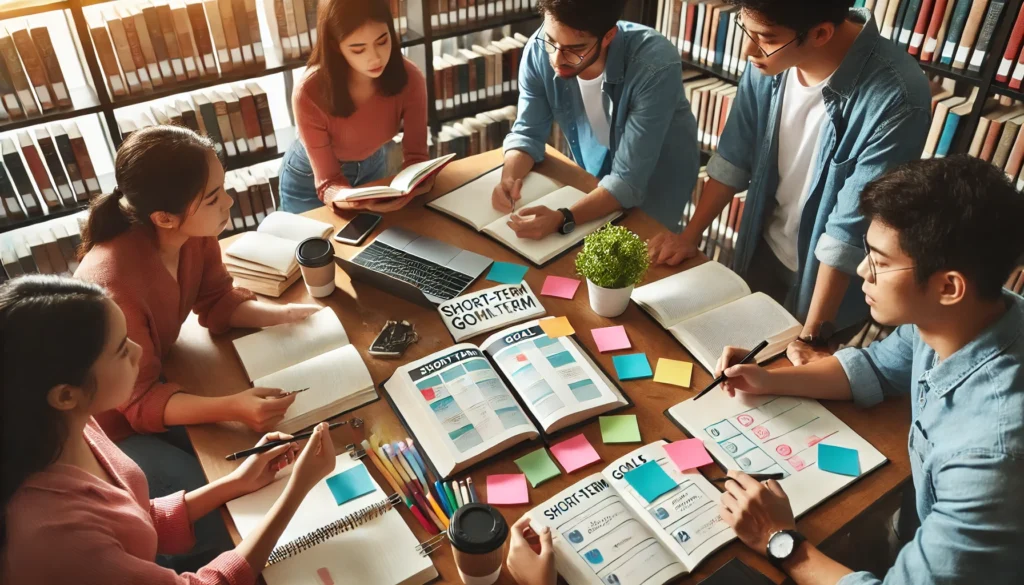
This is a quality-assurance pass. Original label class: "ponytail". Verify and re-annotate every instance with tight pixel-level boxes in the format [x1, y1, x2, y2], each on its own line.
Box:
[79, 187, 130, 257]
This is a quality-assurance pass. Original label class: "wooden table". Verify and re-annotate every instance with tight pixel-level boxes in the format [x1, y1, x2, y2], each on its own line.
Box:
[167, 148, 911, 584]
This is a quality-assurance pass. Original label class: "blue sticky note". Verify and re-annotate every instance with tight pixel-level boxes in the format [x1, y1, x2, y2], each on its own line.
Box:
[612, 353, 653, 381]
[326, 465, 376, 505]
[624, 461, 678, 503]
[486, 261, 529, 284]
[818, 444, 861, 477]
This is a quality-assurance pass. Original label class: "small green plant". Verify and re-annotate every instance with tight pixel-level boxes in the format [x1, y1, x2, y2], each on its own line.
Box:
[575, 224, 650, 289]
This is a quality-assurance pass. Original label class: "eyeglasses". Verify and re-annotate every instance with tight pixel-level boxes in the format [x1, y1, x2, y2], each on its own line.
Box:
[735, 17, 803, 58]
[863, 235, 915, 283]
[536, 37, 600, 66]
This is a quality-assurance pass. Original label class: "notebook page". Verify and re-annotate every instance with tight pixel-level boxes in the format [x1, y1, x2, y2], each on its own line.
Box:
[232, 307, 350, 381]
[428, 167, 562, 230]
[389, 153, 457, 193]
[257, 211, 333, 242]
[631, 262, 751, 327]
[224, 231, 298, 277]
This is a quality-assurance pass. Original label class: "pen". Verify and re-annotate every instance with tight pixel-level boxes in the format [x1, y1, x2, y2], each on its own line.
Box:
[393, 443, 422, 488]
[224, 421, 346, 461]
[377, 439, 442, 533]
[711, 472, 785, 483]
[424, 490, 450, 528]
[693, 340, 769, 401]
[282, 387, 309, 396]
[370, 438, 410, 500]
[459, 481, 470, 508]
[467, 477, 478, 503]
[382, 444, 415, 486]
[435, 480, 451, 517]
[443, 482, 458, 513]
[453, 480, 464, 508]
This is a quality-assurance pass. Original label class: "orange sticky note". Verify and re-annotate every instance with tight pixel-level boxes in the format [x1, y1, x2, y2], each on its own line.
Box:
[539, 316, 575, 338]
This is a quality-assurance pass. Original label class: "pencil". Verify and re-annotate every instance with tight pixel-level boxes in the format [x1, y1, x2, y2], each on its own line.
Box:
[459, 481, 470, 508]
[453, 480, 464, 508]
[224, 421, 346, 461]
[693, 340, 769, 401]
[360, 439, 406, 500]
[396, 442, 426, 489]
[382, 444, 415, 486]
[424, 491, 450, 529]
[467, 477, 478, 503]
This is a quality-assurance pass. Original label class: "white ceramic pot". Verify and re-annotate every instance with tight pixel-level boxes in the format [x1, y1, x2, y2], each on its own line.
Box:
[587, 279, 633, 317]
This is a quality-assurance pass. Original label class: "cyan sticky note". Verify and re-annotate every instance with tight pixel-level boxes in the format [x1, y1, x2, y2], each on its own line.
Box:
[818, 444, 861, 477]
[612, 353, 653, 381]
[624, 461, 678, 503]
[486, 261, 529, 284]
[325, 465, 376, 505]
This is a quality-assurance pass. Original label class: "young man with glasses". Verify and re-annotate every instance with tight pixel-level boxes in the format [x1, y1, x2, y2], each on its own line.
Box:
[493, 0, 699, 239]
[648, 1, 932, 366]
[708, 155, 1024, 585]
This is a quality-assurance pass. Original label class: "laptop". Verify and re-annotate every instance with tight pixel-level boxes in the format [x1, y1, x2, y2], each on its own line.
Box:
[335, 227, 492, 307]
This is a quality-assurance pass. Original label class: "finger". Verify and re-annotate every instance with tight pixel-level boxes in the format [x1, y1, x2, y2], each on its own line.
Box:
[317, 422, 334, 454]
[727, 469, 762, 492]
[765, 479, 788, 500]
[511, 515, 533, 536]
[511, 179, 523, 200]
[722, 475, 748, 499]
[536, 524, 553, 552]
[259, 442, 292, 464]
[517, 206, 540, 217]
[720, 492, 739, 514]
[252, 387, 286, 398]
[255, 431, 291, 447]
[666, 248, 686, 266]
[719, 501, 736, 525]
[507, 221, 521, 235]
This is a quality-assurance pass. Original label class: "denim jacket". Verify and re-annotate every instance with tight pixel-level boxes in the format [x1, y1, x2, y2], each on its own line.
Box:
[503, 21, 699, 232]
[834, 291, 1024, 584]
[708, 9, 931, 328]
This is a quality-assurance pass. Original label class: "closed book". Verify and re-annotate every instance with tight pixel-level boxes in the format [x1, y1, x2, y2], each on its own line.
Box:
[683, 2, 697, 56]
[265, 163, 280, 202]
[247, 82, 276, 149]
[35, 127, 72, 206]
[218, 0, 244, 69]
[1004, 122, 1024, 181]
[130, 6, 163, 87]
[177, 98, 201, 133]
[0, 146, 25, 219]
[220, 89, 248, 153]
[250, 165, 275, 214]
[723, 9, 737, 71]
[51, 125, 86, 202]
[25, 234, 53, 274]
[14, 240, 37, 273]
[265, 0, 293, 60]
[230, 0, 253, 65]
[980, 106, 1020, 160]
[151, 103, 171, 125]
[432, 57, 448, 112]
[238, 169, 264, 224]
[922, 0, 953, 61]
[1, 246, 24, 277]
[0, 47, 24, 118]
[51, 223, 79, 273]
[208, 90, 237, 156]
[303, 0, 318, 46]
[67, 122, 100, 197]
[967, 0, 1007, 72]
[170, 1, 201, 79]
[8, 23, 55, 111]
[951, 0, 991, 68]
[997, 2, 1024, 81]
[155, 1, 188, 82]
[233, 83, 263, 151]
[940, 0, 973, 64]
[225, 172, 246, 232]
[873, 0, 891, 26]
[968, 105, 992, 157]
[17, 131, 59, 210]
[186, 0, 217, 76]
[442, 54, 468, 106]
[244, 0, 263, 65]
[204, 0, 230, 73]
[923, 95, 966, 157]
[28, 25, 70, 107]
[39, 230, 68, 273]
[118, 7, 155, 92]
[193, 91, 224, 150]
[908, 0, 935, 54]
[693, 3, 706, 63]
[992, 113, 1024, 169]
[896, 0, 923, 50]
[459, 48, 486, 100]
[0, 29, 37, 116]
[105, 9, 142, 94]
[291, 0, 310, 55]
[229, 172, 256, 228]
[143, 2, 174, 83]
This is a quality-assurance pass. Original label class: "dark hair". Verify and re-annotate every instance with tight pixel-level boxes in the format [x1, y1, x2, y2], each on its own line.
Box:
[538, 0, 626, 38]
[1, 275, 109, 549]
[860, 155, 1024, 300]
[308, 0, 408, 117]
[79, 125, 217, 256]
[726, 0, 853, 31]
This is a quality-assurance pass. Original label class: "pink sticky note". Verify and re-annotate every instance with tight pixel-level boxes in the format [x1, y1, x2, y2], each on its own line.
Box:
[487, 473, 529, 505]
[665, 438, 714, 471]
[550, 434, 602, 473]
[592, 325, 631, 353]
[541, 276, 581, 299]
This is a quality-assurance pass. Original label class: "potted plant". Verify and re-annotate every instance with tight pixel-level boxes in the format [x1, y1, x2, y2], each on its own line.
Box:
[575, 224, 650, 317]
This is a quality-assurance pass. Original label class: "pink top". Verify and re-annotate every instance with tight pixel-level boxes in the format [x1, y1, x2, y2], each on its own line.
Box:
[2, 419, 256, 585]
[293, 58, 429, 203]
[75, 227, 256, 440]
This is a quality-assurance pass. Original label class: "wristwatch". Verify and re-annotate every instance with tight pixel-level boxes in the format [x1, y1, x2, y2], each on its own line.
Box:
[798, 321, 836, 348]
[766, 529, 806, 568]
[558, 208, 576, 235]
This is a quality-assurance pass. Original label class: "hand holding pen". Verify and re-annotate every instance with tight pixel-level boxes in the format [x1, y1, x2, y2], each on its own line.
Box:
[712, 342, 778, 398]
[492, 177, 522, 214]
[694, 340, 769, 400]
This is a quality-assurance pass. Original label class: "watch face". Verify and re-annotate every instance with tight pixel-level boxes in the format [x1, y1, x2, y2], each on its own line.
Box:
[768, 531, 795, 560]
[562, 221, 576, 234]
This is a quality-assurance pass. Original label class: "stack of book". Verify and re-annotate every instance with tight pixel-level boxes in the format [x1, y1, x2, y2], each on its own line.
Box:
[435, 105, 517, 158]
[0, 210, 88, 281]
[922, 83, 978, 158]
[655, 2, 748, 78]
[0, 121, 100, 223]
[430, 0, 539, 32]
[0, 21, 71, 120]
[115, 81, 276, 158]
[222, 210, 333, 297]
[680, 167, 748, 269]
[87, 0, 265, 100]
[686, 73, 736, 154]
[432, 33, 527, 117]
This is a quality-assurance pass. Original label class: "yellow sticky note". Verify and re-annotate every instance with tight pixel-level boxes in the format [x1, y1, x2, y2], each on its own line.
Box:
[654, 358, 693, 388]
[539, 316, 575, 339]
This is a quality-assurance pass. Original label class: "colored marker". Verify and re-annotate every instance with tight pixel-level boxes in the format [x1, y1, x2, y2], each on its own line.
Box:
[434, 480, 451, 517]
[397, 442, 427, 489]
[360, 440, 405, 500]
[443, 481, 458, 512]
[453, 480, 464, 508]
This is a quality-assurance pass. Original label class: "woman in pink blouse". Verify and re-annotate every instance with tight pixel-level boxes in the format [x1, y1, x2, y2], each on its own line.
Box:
[279, 0, 430, 215]
[0, 275, 337, 584]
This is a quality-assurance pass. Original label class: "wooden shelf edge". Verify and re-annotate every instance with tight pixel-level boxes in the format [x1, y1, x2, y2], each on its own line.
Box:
[432, 11, 541, 41]
[0, 0, 68, 20]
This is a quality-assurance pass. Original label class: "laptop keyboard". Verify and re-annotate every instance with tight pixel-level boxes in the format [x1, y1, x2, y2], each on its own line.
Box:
[353, 240, 475, 301]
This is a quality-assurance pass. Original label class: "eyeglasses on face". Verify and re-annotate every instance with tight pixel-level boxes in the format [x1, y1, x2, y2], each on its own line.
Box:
[863, 235, 915, 283]
[735, 16, 803, 58]
[536, 37, 599, 66]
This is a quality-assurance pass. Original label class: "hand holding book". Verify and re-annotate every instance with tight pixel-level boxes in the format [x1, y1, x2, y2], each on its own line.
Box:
[229, 387, 299, 433]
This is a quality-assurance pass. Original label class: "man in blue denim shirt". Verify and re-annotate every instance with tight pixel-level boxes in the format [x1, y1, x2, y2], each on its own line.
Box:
[648, 2, 931, 366]
[492, 0, 699, 240]
[709, 156, 1024, 585]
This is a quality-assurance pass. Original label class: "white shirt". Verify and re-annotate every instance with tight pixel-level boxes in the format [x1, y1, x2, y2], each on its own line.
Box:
[577, 72, 610, 147]
[764, 69, 831, 272]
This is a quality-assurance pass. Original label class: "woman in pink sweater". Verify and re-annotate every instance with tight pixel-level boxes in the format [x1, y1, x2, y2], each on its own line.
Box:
[278, 0, 430, 215]
[1, 275, 337, 584]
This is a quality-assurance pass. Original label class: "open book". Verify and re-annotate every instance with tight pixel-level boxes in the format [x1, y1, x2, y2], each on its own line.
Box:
[384, 318, 629, 478]
[232, 307, 376, 434]
[224, 211, 334, 297]
[527, 441, 735, 585]
[226, 451, 437, 585]
[427, 167, 623, 266]
[332, 153, 457, 202]
[631, 262, 803, 373]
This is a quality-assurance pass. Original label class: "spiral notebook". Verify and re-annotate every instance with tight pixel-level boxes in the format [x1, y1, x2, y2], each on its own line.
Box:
[226, 451, 438, 585]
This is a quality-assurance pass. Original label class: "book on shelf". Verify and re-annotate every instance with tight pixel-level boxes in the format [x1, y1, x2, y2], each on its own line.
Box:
[244, 0, 264, 65]
[220, 88, 249, 153]
[998, 1, 1024, 82]
[185, 0, 217, 77]
[265, 0, 296, 60]
[223, 211, 333, 296]
[118, 5, 156, 92]
[302, 0, 318, 46]
[142, 1, 174, 84]
[7, 22, 55, 112]
[87, 12, 127, 98]
[203, 0, 231, 74]
[66, 121, 100, 198]
[291, 0, 311, 56]
[18, 131, 61, 211]
[0, 41, 24, 119]
[224, 170, 251, 230]
[154, 0, 188, 83]
[0, 27, 40, 116]
[384, 317, 631, 478]
[0, 155, 25, 221]
[106, 7, 144, 94]
[332, 153, 456, 203]
[218, 0, 245, 70]
[631, 261, 803, 374]
[170, 0, 202, 80]
[233, 83, 263, 151]
[207, 89, 238, 156]
[34, 127, 73, 207]
[247, 81, 276, 149]
[49, 125, 87, 203]
[130, 5, 164, 88]
[1, 137, 40, 216]
[27, 24, 70, 108]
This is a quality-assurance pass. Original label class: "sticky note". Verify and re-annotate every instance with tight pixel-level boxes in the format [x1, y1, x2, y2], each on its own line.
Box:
[818, 444, 861, 477]
[550, 434, 602, 473]
[599, 414, 641, 444]
[624, 461, 678, 503]
[592, 325, 631, 353]
[486, 473, 529, 505]
[612, 353, 653, 381]
[541, 275, 581, 299]
[486, 261, 528, 284]
[515, 448, 562, 487]
[664, 438, 714, 471]
[325, 465, 376, 505]
[654, 358, 694, 388]
[539, 316, 575, 338]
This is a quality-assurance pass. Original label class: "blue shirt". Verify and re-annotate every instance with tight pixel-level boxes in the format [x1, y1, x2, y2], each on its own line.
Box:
[834, 291, 1024, 585]
[708, 9, 931, 328]
[503, 21, 700, 232]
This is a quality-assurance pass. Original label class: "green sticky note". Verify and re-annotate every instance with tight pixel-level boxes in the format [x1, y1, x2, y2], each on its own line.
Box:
[600, 415, 641, 444]
[514, 448, 562, 487]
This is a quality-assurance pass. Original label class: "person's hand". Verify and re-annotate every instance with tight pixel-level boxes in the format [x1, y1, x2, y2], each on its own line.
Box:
[507, 515, 556, 585]
[276, 303, 321, 325]
[360, 193, 418, 213]
[647, 231, 699, 266]
[407, 175, 436, 198]
[719, 470, 796, 555]
[714, 346, 775, 397]
[228, 432, 299, 494]
[229, 387, 298, 433]
[508, 206, 561, 240]
[491, 178, 523, 213]
[786, 339, 833, 366]
[287, 422, 336, 494]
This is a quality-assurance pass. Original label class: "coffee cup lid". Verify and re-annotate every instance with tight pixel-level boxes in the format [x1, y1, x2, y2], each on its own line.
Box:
[447, 503, 508, 554]
[296, 237, 334, 268]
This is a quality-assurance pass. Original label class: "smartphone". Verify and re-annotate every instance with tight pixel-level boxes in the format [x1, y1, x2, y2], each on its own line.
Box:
[369, 320, 417, 358]
[334, 212, 382, 245]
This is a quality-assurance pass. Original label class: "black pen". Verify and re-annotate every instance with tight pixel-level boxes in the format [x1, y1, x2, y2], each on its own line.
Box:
[693, 339, 769, 401]
[224, 420, 346, 461]
[711, 472, 785, 483]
